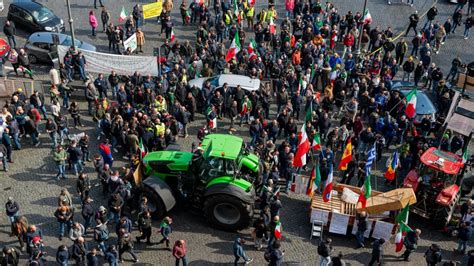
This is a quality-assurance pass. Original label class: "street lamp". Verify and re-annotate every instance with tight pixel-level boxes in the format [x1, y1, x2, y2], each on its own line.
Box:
[354, 0, 368, 62]
[66, 0, 76, 51]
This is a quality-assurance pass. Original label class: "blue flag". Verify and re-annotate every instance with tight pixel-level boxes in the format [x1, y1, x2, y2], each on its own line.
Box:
[366, 144, 376, 175]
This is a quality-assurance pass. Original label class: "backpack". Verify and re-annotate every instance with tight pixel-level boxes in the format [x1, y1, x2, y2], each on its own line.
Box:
[96, 228, 109, 242]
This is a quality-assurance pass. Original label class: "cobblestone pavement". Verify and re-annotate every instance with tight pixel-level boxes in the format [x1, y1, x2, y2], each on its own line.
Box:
[0, 0, 473, 265]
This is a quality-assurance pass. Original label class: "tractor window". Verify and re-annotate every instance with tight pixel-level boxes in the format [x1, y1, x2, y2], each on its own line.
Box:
[225, 159, 235, 176]
[205, 157, 226, 179]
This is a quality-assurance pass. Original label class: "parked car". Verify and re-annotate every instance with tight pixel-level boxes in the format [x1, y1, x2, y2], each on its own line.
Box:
[7, 0, 64, 33]
[24, 32, 96, 64]
[391, 81, 437, 123]
[188, 74, 261, 92]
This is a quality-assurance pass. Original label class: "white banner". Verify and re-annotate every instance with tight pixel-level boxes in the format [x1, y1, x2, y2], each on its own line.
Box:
[58, 45, 158, 76]
[123, 33, 137, 52]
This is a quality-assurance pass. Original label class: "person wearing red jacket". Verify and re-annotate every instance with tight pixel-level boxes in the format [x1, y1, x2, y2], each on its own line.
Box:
[173, 240, 187, 266]
[342, 32, 355, 59]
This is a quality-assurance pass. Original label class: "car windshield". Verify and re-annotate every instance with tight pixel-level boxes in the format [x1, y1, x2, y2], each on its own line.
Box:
[31, 7, 55, 23]
[60, 36, 83, 47]
[206, 76, 219, 87]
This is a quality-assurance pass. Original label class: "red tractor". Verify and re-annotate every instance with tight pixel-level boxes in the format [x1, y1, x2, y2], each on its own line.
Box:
[403, 147, 465, 228]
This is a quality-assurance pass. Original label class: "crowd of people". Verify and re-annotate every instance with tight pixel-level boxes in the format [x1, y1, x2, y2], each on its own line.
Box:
[0, 0, 473, 265]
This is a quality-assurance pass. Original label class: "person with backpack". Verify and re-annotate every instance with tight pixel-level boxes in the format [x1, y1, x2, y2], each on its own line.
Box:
[158, 216, 173, 250]
[118, 228, 138, 263]
[424, 243, 442, 266]
[317, 238, 333, 266]
[136, 211, 153, 245]
[94, 220, 109, 254]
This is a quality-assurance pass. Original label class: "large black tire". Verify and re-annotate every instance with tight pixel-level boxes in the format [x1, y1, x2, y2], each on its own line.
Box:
[203, 194, 253, 231]
[433, 193, 460, 229]
[139, 186, 166, 220]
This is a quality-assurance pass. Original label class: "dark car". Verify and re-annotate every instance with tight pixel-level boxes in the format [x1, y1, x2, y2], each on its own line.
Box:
[25, 32, 96, 64]
[7, 0, 64, 33]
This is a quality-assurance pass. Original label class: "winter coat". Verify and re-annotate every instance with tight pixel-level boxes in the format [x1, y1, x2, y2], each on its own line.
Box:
[89, 14, 98, 28]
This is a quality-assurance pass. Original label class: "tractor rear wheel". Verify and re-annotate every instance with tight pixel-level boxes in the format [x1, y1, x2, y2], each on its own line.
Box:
[433, 193, 460, 229]
[204, 194, 253, 231]
[139, 186, 166, 220]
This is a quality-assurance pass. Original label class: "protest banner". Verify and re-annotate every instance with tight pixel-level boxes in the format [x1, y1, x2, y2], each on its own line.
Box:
[58, 45, 158, 76]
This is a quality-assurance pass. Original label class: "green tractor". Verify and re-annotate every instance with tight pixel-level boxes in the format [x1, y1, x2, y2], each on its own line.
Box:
[133, 134, 262, 231]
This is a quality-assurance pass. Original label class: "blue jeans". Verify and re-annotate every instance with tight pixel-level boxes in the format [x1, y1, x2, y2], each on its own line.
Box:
[50, 132, 58, 148]
[423, 18, 433, 29]
[458, 240, 468, 252]
[83, 215, 94, 233]
[60, 128, 68, 143]
[38, 105, 48, 119]
[79, 66, 87, 80]
[7, 36, 16, 49]
[56, 164, 66, 179]
[92, 27, 96, 36]
[355, 230, 365, 247]
[176, 255, 188, 266]
[2, 157, 8, 171]
[465, 27, 471, 38]
[7, 214, 17, 223]
[108, 212, 120, 224]
[112, 85, 119, 98]
[59, 221, 71, 237]
[110, 262, 118, 266]
[72, 161, 83, 175]
[98, 241, 107, 254]
[13, 132, 21, 150]
[59, 261, 68, 266]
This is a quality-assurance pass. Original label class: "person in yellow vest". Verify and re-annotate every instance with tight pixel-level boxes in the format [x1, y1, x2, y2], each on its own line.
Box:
[224, 10, 233, 38]
[268, 6, 277, 23]
[258, 8, 267, 24]
[154, 95, 167, 112]
[153, 118, 166, 137]
[244, 3, 254, 30]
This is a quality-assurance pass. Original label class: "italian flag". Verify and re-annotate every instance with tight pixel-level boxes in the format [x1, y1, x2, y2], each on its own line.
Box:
[247, 39, 257, 54]
[363, 9, 372, 24]
[170, 29, 175, 42]
[357, 175, 372, 209]
[306, 165, 321, 197]
[322, 164, 333, 202]
[404, 89, 417, 119]
[312, 133, 321, 151]
[119, 6, 128, 23]
[293, 105, 313, 167]
[338, 138, 353, 171]
[226, 32, 241, 62]
[139, 138, 146, 159]
[395, 204, 411, 252]
[233, 0, 241, 23]
[206, 107, 217, 129]
[274, 221, 282, 239]
[462, 148, 469, 164]
[269, 16, 276, 34]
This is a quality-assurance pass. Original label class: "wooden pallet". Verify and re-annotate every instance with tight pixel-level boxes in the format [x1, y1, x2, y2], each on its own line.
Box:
[310, 194, 357, 216]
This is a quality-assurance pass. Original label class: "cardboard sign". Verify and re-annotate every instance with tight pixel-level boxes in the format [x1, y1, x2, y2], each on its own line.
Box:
[143, 1, 163, 19]
[310, 209, 330, 225]
[371, 221, 394, 240]
[329, 213, 350, 235]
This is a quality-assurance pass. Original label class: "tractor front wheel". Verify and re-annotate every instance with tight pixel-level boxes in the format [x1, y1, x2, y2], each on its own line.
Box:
[139, 186, 166, 220]
[433, 193, 460, 229]
[204, 195, 253, 231]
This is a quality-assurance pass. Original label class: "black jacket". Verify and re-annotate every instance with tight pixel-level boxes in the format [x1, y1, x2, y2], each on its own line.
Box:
[3, 22, 15, 37]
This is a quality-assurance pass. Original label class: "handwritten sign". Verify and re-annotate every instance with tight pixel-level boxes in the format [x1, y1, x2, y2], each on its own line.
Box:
[310, 209, 329, 225]
[329, 213, 350, 235]
[371, 221, 394, 240]
[123, 33, 137, 52]
[143, 1, 163, 19]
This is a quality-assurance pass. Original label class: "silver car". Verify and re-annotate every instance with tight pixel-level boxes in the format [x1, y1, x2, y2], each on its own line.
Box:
[24, 32, 96, 64]
[188, 74, 261, 92]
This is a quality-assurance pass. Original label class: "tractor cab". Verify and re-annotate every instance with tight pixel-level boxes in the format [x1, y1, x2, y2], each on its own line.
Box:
[403, 147, 464, 227]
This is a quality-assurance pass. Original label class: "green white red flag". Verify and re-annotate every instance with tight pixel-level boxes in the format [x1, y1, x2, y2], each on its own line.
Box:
[395, 204, 411, 252]
[404, 89, 417, 119]
[269, 17, 276, 34]
[226, 31, 241, 62]
[363, 9, 372, 24]
[274, 221, 282, 239]
[119, 6, 127, 23]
